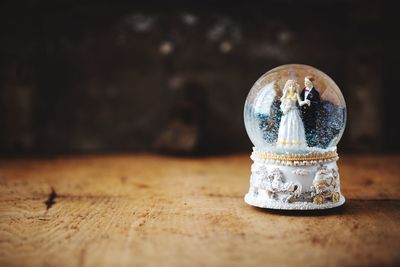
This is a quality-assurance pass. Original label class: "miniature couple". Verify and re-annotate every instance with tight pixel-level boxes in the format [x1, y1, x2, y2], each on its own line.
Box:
[277, 76, 320, 149]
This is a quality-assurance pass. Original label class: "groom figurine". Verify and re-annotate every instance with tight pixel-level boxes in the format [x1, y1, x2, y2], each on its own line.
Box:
[300, 76, 320, 143]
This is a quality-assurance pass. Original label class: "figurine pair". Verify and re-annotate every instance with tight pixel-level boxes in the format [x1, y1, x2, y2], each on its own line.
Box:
[277, 76, 320, 149]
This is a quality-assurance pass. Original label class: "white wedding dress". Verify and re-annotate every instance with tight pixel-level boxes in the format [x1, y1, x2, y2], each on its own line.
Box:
[277, 91, 307, 149]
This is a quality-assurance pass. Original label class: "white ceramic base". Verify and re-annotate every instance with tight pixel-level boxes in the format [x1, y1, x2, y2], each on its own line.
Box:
[245, 193, 345, 210]
[245, 148, 345, 210]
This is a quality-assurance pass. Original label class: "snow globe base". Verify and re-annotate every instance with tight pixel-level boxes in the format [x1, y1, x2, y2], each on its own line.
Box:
[244, 147, 345, 210]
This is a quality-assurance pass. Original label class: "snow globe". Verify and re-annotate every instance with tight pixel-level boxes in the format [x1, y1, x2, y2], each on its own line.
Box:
[244, 64, 346, 210]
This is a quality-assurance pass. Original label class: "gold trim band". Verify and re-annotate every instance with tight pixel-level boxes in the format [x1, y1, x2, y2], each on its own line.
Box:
[252, 150, 338, 162]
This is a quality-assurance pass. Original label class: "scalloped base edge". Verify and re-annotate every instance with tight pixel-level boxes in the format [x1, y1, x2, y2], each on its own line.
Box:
[244, 193, 345, 210]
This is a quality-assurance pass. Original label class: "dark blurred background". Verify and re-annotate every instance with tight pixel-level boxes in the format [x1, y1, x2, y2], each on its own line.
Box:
[0, 0, 398, 157]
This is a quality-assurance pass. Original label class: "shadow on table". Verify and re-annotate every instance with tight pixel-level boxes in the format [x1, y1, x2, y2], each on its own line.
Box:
[252, 198, 400, 217]
[252, 202, 347, 217]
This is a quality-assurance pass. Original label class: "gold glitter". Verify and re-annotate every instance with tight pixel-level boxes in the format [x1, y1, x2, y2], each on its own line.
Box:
[276, 140, 305, 145]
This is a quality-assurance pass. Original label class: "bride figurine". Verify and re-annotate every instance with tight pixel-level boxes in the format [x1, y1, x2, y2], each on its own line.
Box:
[277, 79, 308, 149]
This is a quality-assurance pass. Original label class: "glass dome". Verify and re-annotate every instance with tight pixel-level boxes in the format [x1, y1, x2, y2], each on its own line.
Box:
[244, 64, 346, 154]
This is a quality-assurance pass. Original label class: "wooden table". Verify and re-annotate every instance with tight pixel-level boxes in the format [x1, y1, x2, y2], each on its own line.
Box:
[0, 154, 399, 267]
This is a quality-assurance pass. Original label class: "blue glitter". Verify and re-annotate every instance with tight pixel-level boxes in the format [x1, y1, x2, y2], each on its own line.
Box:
[256, 97, 282, 144]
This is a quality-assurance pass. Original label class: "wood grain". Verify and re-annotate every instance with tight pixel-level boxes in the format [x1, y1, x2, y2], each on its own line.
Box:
[0, 154, 399, 267]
